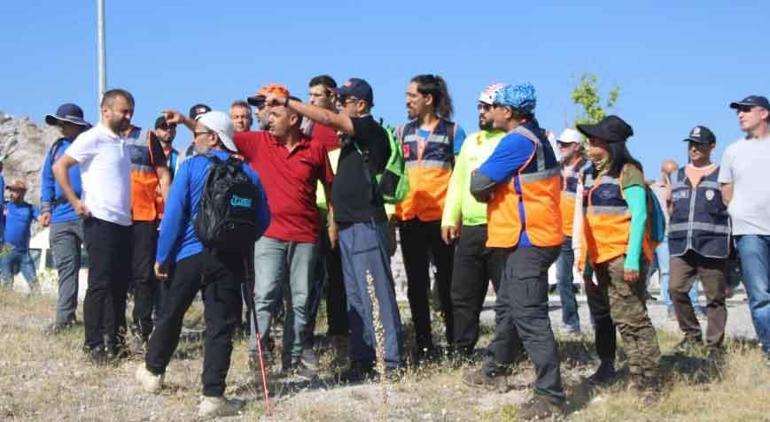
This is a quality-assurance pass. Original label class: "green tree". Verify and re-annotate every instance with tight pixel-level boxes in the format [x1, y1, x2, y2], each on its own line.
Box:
[571, 73, 620, 125]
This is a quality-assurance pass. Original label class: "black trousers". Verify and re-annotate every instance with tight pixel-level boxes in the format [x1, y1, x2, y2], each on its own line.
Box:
[399, 219, 454, 350]
[82, 217, 131, 351]
[130, 221, 160, 341]
[305, 217, 348, 346]
[489, 246, 564, 401]
[451, 225, 506, 354]
[145, 250, 244, 397]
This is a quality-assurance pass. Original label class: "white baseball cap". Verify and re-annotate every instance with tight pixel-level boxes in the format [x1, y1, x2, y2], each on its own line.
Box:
[196, 111, 236, 152]
[478, 83, 505, 105]
[556, 128, 584, 144]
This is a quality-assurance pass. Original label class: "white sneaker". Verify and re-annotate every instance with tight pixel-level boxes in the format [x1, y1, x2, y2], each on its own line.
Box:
[197, 396, 244, 419]
[135, 365, 163, 393]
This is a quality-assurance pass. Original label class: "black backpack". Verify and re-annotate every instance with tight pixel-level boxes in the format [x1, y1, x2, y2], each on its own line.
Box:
[194, 155, 262, 252]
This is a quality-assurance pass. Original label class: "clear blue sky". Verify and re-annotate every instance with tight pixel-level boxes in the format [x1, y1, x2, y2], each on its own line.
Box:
[1, 0, 768, 175]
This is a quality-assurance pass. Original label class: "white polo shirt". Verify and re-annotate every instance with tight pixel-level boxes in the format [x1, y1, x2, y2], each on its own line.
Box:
[65, 123, 132, 226]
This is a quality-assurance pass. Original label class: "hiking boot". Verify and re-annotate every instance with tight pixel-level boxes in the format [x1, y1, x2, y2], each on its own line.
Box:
[587, 360, 617, 386]
[135, 365, 163, 393]
[291, 361, 317, 381]
[462, 367, 507, 390]
[518, 394, 566, 420]
[629, 373, 661, 404]
[340, 362, 377, 383]
[197, 396, 244, 419]
[300, 347, 320, 370]
[674, 336, 703, 354]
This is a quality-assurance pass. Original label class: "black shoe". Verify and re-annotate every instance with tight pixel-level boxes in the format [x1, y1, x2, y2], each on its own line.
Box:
[86, 346, 110, 366]
[462, 367, 507, 390]
[518, 394, 566, 420]
[340, 362, 377, 383]
[587, 360, 617, 386]
[413, 345, 441, 364]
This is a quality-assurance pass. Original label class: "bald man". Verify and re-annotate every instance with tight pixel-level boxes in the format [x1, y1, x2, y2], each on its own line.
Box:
[648, 160, 702, 319]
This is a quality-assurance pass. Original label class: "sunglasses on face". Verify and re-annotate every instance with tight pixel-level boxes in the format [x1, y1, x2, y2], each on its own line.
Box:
[735, 105, 756, 113]
[477, 103, 493, 112]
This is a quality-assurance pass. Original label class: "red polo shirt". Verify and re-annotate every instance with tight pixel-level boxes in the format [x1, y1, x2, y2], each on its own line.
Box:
[234, 131, 334, 243]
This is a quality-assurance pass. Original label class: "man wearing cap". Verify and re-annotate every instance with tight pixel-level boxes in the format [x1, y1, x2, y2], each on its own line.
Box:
[123, 114, 171, 348]
[247, 84, 288, 131]
[153, 116, 180, 181]
[184, 104, 212, 158]
[1, 180, 41, 292]
[554, 128, 586, 335]
[264, 78, 405, 379]
[441, 83, 510, 362]
[41, 103, 90, 333]
[470, 83, 565, 418]
[53, 89, 134, 364]
[135, 109, 270, 418]
[668, 125, 729, 357]
[720, 95, 770, 361]
[236, 87, 335, 377]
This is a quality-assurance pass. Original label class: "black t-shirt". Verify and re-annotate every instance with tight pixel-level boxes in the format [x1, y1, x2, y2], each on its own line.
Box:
[332, 115, 390, 223]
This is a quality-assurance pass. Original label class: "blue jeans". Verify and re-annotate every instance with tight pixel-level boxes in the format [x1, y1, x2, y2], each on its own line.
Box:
[650, 239, 698, 306]
[338, 220, 403, 368]
[555, 236, 580, 330]
[250, 236, 318, 364]
[0, 245, 37, 287]
[735, 235, 770, 354]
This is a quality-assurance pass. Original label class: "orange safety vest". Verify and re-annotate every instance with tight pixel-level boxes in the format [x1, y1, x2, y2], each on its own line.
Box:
[126, 128, 163, 222]
[486, 124, 563, 248]
[395, 119, 455, 222]
[560, 158, 586, 237]
[581, 164, 654, 265]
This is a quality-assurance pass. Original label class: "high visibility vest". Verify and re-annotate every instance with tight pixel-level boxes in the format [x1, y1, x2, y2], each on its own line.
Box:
[126, 128, 162, 222]
[668, 167, 730, 258]
[560, 158, 586, 237]
[582, 164, 654, 265]
[486, 124, 563, 248]
[395, 119, 455, 221]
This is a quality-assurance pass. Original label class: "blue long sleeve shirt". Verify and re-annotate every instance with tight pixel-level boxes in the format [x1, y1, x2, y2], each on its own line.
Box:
[3, 201, 40, 251]
[156, 149, 270, 265]
[40, 138, 82, 223]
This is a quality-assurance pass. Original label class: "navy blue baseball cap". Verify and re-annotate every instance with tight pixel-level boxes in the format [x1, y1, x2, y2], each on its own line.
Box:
[45, 103, 90, 127]
[729, 95, 770, 110]
[683, 125, 716, 144]
[188, 103, 212, 119]
[333, 78, 374, 105]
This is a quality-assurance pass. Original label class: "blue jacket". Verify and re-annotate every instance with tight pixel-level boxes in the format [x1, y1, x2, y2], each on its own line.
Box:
[3, 201, 40, 251]
[40, 138, 82, 223]
[156, 149, 270, 265]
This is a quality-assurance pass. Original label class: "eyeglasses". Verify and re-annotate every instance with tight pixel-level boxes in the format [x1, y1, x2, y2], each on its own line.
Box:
[335, 96, 358, 107]
[477, 103, 493, 112]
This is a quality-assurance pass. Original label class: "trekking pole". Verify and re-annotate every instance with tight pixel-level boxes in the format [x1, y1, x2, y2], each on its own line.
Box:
[243, 257, 271, 416]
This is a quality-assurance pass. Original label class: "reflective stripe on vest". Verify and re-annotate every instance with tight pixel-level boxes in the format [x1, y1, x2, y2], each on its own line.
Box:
[486, 124, 562, 248]
[395, 119, 455, 221]
[668, 167, 730, 258]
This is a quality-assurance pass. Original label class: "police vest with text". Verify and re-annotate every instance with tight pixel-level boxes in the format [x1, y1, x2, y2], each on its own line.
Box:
[486, 124, 563, 249]
[668, 167, 730, 258]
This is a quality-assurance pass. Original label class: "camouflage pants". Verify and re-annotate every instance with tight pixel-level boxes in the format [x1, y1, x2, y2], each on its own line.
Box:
[591, 256, 660, 376]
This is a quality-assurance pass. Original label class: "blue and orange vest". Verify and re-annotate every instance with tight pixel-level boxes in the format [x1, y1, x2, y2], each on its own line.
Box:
[126, 127, 163, 222]
[395, 119, 455, 222]
[486, 123, 563, 249]
[581, 163, 654, 265]
[560, 158, 586, 237]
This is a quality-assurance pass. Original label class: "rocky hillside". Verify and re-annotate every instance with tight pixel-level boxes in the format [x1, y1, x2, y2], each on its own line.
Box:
[0, 111, 60, 209]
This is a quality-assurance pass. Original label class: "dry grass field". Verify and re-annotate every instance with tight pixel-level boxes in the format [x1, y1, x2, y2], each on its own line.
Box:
[1, 288, 769, 421]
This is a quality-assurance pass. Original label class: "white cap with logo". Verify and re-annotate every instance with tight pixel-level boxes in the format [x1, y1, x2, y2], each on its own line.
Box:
[478, 83, 505, 105]
[196, 111, 236, 152]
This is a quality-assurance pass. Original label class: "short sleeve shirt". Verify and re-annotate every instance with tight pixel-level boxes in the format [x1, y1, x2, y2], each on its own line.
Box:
[718, 136, 770, 235]
[234, 131, 334, 243]
[65, 124, 132, 226]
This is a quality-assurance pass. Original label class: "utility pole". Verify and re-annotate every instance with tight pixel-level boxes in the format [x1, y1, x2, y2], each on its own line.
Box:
[97, 0, 106, 105]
